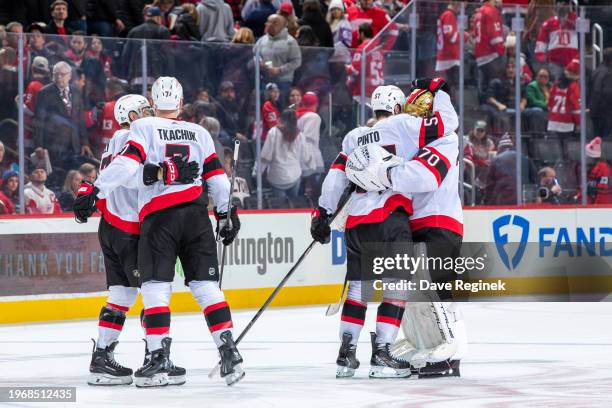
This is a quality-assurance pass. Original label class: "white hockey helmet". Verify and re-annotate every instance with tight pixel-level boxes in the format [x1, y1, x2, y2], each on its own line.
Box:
[151, 76, 183, 110]
[371, 85, 406, 115]
[114, 94, 151, 125]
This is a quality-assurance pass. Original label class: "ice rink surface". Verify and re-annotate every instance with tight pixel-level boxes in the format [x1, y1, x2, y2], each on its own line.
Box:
[2, 302, 612, 408]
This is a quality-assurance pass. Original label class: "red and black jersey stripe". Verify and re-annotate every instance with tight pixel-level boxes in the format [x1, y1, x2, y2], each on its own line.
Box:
[341, 298, 367, 326]
[330, 152, 347, 172]
[204, 301, 233, 333]
[376, 302, 405, 327]
[418, 112, 444, 148]
[413, 145, 451, 186]
[203, 153, 225, 180]
[119, 141, 147, 163]
[144, 306, 171, 335]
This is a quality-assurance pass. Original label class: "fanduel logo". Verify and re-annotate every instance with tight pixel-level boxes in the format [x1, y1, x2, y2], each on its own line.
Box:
[493, 215, 530, 270]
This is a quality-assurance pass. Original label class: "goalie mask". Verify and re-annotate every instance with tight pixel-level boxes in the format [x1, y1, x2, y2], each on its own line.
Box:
[346, 144, 402, 192]
[404, 88, 434, 117]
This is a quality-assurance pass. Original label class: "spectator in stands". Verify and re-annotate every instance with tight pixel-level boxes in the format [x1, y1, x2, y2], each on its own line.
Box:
[589, 48, 612, 140]
[153, 0, 176, 29]
[29, 146, 52, 175]
[484, 134, 537, 205]
[196, 88, 211, 103]
[262, 82, 281, 140]
[346, 0, 391, 48]
[169, 3, 201, 41]
[535, 166, 562, 205]
[243, 0, 277, 39]
[219, 27, 255, 119]
[524, 68, 551, 133]
[535, 0, 578, 81]
[327, 0, 352, 62]
[78, 162, 97, 183]
[117, 0, 147, 35]
[122, 6, 172, 90]
[86, 35, 112, 77]
[58, 169, 82, 211]
[65, 0, 87, 33]
[5, 21, 22, 53]
[0, 170, 18, 214]
[472, 0, 505, 100]
[65, 31, 88, 66]
[26, 22, 50, 62]
[254, 14, 302, 99]
[87, 0, 126, 38]
[24, 165, 60, 214]
[223, 147, 251, 207]
[547, 58, 580, 139]
[294, 25, 331, 94]
[436, 1, 462, 99]
[215, 81, 247, 142]
[197, 0, 235, 42]
[45, 1, 72, 37]
[287, 86, 302, 108]
[575, 137, 612, 204]
[0, 47, 18, 121]
[34, 61, 92, 171]
[464, 120, 496, 199]
[261, 109, 306, 198]
[299, 0, 333, 48]
[296, 91, 324, 195]
[523, 0, 555, 72]
[483, 58, 525, 135]
[279, 3, 299, 38]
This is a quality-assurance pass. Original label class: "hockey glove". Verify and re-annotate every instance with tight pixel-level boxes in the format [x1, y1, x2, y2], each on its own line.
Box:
[310, 207, 331, 244]
[411, 77, 450, 95]
[143, 156, 200, 186]
[73, 181, 99, 223]
[215, 206, 241, 246]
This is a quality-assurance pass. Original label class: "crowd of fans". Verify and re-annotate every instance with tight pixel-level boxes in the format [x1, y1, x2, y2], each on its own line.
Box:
[0, 0, 610, 214]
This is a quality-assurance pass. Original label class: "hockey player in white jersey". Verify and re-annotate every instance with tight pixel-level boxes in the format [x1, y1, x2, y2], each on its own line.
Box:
[311, 80, 459, 378]
[346, 78, 468, 378]
[73, 94, 199, 386]
[90, 77, 244, 387]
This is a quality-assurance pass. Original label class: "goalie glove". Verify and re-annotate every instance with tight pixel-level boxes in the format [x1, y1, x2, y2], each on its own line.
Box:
[411, 77, 450, 95]
[346, 144, 402, 192]
[214, 206, 241, 246]
[143, 156, 200, 186]
[73, 181, 99, 223]
[310, 207, 331, 244]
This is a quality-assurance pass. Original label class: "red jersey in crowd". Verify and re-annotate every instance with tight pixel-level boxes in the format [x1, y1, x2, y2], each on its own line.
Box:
[347, 5, 392, 48]
[587, 160, 612, 204]
[535, 12, 578, 67]
[0, 190, 15, 214]
[436, 8, 461, 72]
[262, 100, 280, 140]
[472, 2, 505, 66]
[346, 39, 385, 97]
[24, 79, 46, 148]
[547, 80, 580, 133]
[24, 183, 60, 214]
[89, 101, 121, 153]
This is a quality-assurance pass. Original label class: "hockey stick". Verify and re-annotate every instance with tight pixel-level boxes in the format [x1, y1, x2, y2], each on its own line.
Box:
[325, 274, 348, 316]
[218, 140, 240, 289]
[208, 185, 354, 379]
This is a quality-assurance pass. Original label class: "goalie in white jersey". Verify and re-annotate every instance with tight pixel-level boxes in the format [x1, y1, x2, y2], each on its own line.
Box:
[73, 94, 200, 386]
[89, 77, 245, 387]
[311, 79, 460, 378]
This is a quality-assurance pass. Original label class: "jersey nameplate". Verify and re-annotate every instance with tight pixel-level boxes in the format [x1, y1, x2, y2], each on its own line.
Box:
[357, 131, 380, 146]
[157, 128, 197, 142]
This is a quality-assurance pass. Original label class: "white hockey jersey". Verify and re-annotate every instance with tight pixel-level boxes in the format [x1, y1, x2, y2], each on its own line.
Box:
[96, 116, 230, 221]
[95, 129, 141, 235]
[319, 91, 459, 230]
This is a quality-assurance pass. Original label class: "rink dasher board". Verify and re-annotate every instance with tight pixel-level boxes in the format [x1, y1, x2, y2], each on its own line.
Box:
[0, 207, 611, 323]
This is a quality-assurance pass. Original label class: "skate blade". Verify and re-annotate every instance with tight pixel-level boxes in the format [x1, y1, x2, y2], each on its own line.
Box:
[225, 365, 245, 386]
[368, 366, 411, 379]
[134, 373, 169, 388]
[88, 373, 133, 386]
[336, 366, 356, 378]
[418, 367, 460, 379]
[168, 375, 186, 386]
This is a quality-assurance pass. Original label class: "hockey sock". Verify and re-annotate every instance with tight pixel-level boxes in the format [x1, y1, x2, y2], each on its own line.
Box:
[143, 306, 171, 351]
[340, 298, 367, 345]
[141, 281, 172, 351]
[375, 301, 405, 344]
[97, 305, 127, 349]
[96, 286, 138, 349]
[189, 280, 234, 347]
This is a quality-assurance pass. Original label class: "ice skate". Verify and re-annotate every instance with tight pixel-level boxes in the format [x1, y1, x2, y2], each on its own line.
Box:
[416, 359, 460, 379]
[135, 337, 182, 387]
[369, 333, 412, 379]
[88, 340, 133, 386]
[218, 331, 245, 386]
[141, 338, 185, 386]
[336, 332, 360, 378]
